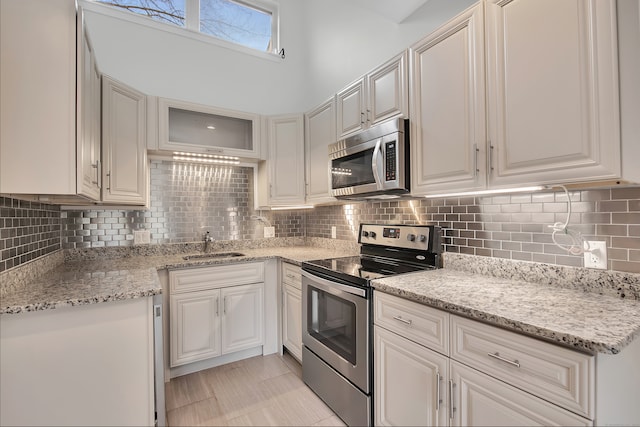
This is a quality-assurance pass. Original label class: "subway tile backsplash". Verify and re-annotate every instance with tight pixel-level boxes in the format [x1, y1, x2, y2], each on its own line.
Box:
[0, 197, 61, 273]
[306, 187, 640, 273]
[1, 161, 639, 274]
[61, 160, 305, 249]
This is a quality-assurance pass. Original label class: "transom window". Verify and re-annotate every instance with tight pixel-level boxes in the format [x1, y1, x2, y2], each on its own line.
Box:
[94, 0, 278, 53]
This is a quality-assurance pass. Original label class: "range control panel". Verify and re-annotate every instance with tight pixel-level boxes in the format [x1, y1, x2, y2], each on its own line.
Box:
[358, 224, 436, 251]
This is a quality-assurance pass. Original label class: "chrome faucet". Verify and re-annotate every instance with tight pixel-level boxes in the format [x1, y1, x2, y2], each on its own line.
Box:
[203, 231, 215, 252]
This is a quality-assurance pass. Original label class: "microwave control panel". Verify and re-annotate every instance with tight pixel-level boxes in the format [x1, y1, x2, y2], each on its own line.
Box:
[385, 141, 397, 181]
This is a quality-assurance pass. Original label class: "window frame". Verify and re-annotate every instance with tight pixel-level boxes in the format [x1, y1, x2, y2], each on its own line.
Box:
[81, 0, 281, 61]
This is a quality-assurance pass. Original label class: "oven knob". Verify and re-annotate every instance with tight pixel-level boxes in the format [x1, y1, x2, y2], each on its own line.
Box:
[407, 233, 416, 242]
[362, 231, 369, 238]
[370, 231, 377, 239]
[419, 234, 427, 242]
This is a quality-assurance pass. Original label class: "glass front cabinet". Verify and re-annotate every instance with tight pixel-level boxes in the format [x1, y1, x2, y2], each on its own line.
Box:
[157, 97, 262, 159]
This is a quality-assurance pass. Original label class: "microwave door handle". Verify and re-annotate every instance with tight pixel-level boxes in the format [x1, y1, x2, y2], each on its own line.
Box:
[371, 138, 383, 188]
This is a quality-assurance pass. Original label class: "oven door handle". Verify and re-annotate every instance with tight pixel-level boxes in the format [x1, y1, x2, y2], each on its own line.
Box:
[371, 138, 383, 188]
[302, 271, 367, 298]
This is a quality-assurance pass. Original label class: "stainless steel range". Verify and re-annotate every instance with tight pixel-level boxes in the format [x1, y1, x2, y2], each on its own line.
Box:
[301, 223, 442, 426]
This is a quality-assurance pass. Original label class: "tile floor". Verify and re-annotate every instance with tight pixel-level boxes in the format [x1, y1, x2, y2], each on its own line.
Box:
[165, 352, 346, 426]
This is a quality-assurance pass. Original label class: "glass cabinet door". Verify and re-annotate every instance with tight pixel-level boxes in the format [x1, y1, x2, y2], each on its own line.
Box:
[158, 97, 262, 159]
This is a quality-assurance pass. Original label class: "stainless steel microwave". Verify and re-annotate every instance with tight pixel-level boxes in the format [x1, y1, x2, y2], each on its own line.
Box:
[329, 118, 409, 199]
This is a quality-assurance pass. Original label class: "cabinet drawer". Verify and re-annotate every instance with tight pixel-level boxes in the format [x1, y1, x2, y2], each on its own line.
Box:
[374, 291, 449, 355]
[170, 262, 264, 293]
[450, 315, 594, 419]
[281, 262, 301, 289]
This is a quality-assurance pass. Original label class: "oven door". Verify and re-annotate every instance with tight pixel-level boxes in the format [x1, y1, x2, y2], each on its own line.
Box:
[302, 270, 370, 393]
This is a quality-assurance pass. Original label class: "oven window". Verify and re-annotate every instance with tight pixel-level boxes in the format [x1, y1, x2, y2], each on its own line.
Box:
[331, 148, 375, 189]
[307, 286, 357, 365]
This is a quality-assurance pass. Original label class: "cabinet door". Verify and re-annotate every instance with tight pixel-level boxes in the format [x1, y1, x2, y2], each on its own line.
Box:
[450, 361, 591, 426]
[304, 98, 337, 204]
[157, 97, 262, 159]
[374, 326, 448, 427]
[221, 283, 264, 354]
[282, 284, 302, 361]
[486, 0, 620, 187]
[266, 114, 306, 206]
[410, 4, 486, 196]
[368, 51, 408, 127]
[336, 77, 367, 139]
[170, 289, 221, 367]
[77, 13, 101, 201]
[101, 76, 148, 205]
[0, 0, 77, 195]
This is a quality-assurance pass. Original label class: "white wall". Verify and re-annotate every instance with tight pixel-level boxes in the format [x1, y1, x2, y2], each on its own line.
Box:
[302, 0, 477, 110]
[84, 0, 476, 115]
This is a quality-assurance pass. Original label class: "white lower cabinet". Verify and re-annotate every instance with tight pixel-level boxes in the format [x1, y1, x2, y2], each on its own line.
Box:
[169, 263, 264, 368]
[220, 283, 264, 354]
[0, 298, 155, 426]
[171, 289, 221, 366]
[374, 326, 448, 426]
[281, 262, 302, 361]
[450, 360, 590, 426]
[373, 291, 595, 426]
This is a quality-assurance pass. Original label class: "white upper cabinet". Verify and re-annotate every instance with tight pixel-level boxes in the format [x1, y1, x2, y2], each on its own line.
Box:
[486, 0, 621, 188]
[257, 114, 306, 207]
[410, 4, 486, 196]
[410, 0, 633, 195]
[77, 13, 102, 201]
[304, 98, 337, 205]
[101, 76, 148, 205]
[0, 0, 100, 201]
[157, 97, 262, 159]
[336, 51, 408, 139]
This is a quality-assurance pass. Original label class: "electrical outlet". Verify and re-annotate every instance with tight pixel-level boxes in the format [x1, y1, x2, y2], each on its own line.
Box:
[331, 226, 337, 239]
[264, 226, 275, 238]
[133, 230, 150, 245]
[584, 241, 607, 269]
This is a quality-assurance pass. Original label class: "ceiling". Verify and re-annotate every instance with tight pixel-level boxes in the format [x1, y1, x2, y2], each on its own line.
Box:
[347, 0, 431, 23]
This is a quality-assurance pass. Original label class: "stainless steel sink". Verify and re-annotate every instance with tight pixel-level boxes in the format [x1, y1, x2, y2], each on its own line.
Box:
[183, 252, 245, 260]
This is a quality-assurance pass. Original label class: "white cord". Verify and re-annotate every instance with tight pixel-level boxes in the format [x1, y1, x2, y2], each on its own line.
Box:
[250, 214, 272, 227]
[547, 185, 590, 255]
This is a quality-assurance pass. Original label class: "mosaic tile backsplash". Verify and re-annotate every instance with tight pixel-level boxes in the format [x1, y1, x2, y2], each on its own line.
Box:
[1, 158, 639, 273]
[0, 197, 61, 272]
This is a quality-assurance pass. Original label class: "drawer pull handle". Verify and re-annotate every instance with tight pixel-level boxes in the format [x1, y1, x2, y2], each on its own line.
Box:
[286, 274, 296, 279]
[488, 352, 521, 368]
[393, 315, 412, 325]
[449, 379, 455, 420]
[436, 372, 441, 411]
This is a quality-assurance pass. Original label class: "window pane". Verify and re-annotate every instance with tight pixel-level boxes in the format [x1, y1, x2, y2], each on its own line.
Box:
[200, 0, 272, 51]
[97, 0, 185, 27]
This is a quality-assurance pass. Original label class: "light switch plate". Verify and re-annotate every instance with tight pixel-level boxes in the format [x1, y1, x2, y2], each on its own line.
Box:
[584, 241, 607, 269]
[134, 230, 150, 245]
[264, 226, 275, 238]
[331, 226, 337, 239]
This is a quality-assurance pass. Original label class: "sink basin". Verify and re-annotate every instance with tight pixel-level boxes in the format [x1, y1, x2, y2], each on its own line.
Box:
[183, 252, 245, 260]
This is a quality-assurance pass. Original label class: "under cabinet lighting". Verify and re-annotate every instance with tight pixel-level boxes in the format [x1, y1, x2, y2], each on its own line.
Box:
[270, 205, 315, 211]
[423, 186, 546, 198]
[172, 151, 240, 165]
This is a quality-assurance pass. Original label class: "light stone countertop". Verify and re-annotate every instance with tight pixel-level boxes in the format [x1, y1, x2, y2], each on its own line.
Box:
[372, 267, 640, 355]
[0, 246, 357, 315]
